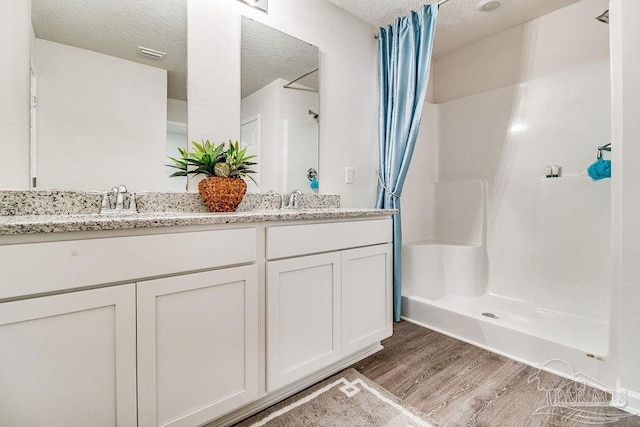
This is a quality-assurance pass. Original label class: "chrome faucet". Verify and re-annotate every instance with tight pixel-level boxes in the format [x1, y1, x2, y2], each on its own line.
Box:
[115, 185, 127, 210]
[102, 186, 119, 211]
[287, 189, 303, 209]
[100, 184, 137, 214]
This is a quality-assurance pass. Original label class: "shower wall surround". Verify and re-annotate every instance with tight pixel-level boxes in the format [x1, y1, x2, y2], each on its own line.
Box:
[439, 60, 611, 306]
[403, 0, 612, 313]
[431, 0, 610, 103]
[400, 0, 640, 411]
[611, 0, 640, 402]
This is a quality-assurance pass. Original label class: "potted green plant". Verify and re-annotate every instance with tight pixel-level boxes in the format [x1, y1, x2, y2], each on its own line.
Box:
[167, 140, 257, 212]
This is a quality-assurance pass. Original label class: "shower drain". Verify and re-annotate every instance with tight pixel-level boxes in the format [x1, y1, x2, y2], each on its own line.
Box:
[481, 312, 499, 319]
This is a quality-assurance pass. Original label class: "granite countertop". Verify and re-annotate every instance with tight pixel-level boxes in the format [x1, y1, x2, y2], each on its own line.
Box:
[0, 208, 397, 235]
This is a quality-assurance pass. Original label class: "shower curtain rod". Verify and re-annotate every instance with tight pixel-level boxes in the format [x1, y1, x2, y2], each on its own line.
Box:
[283, 68, 319, 91]
[374, 0, 449, 39]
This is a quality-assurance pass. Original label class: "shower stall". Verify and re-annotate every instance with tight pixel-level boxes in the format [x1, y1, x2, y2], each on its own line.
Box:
[401, 1, 614, 387]
[402, 173, 611, 384]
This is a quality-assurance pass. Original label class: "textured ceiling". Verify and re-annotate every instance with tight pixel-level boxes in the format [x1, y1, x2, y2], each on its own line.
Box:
[242, 17, 319, 99]
[327, 0, 582, 57]
[30, 0, 587, 101]
[31, 0, 187, 101]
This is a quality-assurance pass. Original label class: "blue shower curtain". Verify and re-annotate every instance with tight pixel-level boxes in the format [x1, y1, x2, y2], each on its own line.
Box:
[376, 4, 438, 322]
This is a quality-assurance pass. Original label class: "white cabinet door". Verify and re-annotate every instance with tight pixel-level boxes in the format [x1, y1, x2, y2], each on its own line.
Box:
[266, 252, 341, 392]
[342, 244, 393, 356]
[0, 284, 137, 427]
[137, 265, 259, 427]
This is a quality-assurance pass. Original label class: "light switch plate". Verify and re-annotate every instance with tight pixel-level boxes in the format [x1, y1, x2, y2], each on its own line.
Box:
[345, 167, 354, 184]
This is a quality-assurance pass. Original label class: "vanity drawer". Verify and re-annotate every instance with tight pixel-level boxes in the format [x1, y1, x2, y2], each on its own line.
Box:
[0, 228, 256, 300]
[266, 218, 392, 260]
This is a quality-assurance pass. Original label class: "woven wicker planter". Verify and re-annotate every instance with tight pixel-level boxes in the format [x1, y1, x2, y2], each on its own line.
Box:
[198, 177, 247, 212]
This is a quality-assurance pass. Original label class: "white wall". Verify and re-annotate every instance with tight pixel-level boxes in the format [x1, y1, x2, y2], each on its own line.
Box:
[242, 78, 319, 194]
[611, 0, 640, 408]
[405, 0, 611, 245]
[440, 61, 610, 309]
[168, 98, 188, 124]
[166, 99, 188, 192]
[0, 0, 31, 189]
[280, 84, 319, 194]
[405, 0, 611, 257]
[187, 0, 378, 207]
[167, 99, 188, 192]
[166, 123, 188, 192]
[34, 39, 168, 191]
[242, 80, 282, 192]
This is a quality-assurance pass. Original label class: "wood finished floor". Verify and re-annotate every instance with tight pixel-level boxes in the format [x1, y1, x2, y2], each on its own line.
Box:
[349, 321, 640, 427]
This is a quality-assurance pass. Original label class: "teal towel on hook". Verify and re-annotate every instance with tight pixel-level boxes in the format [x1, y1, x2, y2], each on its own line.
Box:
[588, 158, 611, 180]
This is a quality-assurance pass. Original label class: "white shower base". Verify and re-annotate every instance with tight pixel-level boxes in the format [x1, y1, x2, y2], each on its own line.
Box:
[402, 293, 611, 386]
[401, 176, 613, 386]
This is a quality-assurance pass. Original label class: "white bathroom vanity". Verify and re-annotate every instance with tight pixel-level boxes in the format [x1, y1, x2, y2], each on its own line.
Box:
[0, 207, 393, 427]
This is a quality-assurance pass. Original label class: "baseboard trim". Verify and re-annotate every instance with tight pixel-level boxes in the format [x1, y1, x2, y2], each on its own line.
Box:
[202, 343, 384, 427]
[617, 388, 640, 416]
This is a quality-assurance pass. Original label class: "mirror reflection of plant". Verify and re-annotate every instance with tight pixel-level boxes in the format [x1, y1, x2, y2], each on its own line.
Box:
[167, 139, 257, 184]
[224, 141, 257, 184]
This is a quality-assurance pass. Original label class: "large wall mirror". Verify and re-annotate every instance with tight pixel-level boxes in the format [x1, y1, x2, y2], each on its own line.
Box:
[241, 17, 320, 194]
[28, 0, 187, 192]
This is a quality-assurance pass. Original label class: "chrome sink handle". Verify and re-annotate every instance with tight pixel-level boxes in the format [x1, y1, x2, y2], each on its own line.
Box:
[101, 186, 119, 210]
[287, 189, 303, 209]
[100, 185, 136, 214]
[129, 192, 137, 212]
[116, 185, 128, 210]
